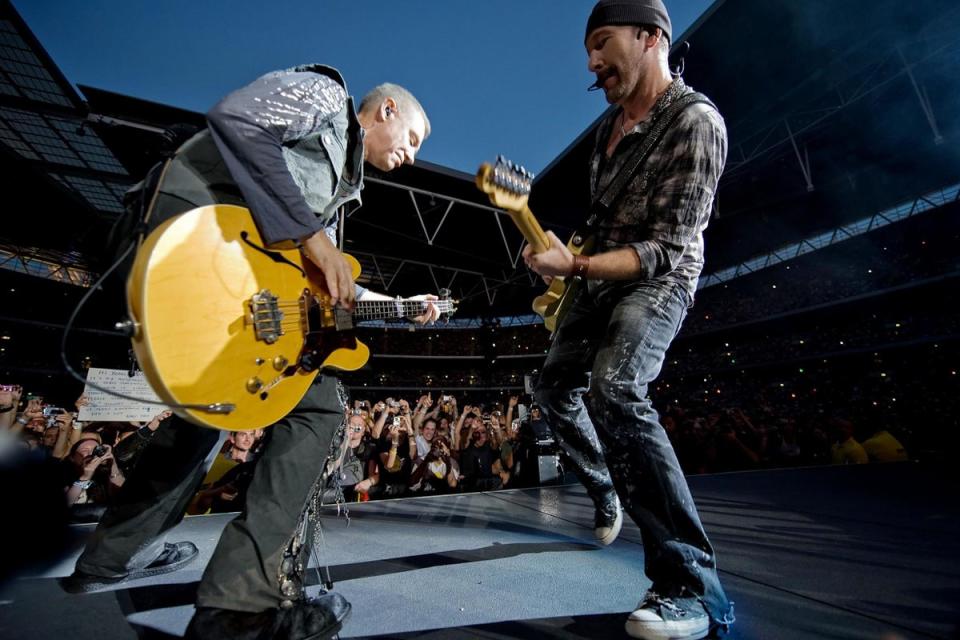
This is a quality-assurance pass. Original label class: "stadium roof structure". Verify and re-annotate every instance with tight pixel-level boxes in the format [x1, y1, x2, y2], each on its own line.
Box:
[2, 0, 959, 319]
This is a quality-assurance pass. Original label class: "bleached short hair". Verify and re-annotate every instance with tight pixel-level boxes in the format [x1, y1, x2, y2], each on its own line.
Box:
[359, 83, 431, 139]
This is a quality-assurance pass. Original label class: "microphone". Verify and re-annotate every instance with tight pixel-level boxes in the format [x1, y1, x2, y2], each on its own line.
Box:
[587, 78, 604, 91]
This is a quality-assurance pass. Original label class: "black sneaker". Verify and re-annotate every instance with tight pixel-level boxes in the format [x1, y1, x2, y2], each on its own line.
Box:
[185, 592, 352, 640]
[594, 491, 622, 546]
[625, 591, 710, 640]
[60, 541, 199, 594]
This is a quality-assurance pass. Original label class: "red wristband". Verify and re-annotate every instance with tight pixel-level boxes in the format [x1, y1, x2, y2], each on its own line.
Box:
[571, 254, 590, 279]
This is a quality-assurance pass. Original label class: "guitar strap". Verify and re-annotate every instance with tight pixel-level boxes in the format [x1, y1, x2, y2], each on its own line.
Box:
[579, 90, 716, 238]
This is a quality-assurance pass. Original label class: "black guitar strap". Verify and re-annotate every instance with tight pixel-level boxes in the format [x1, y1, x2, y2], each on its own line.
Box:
[577, 90, 715, 241]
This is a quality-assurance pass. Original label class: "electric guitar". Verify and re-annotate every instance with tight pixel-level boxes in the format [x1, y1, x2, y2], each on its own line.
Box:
[475, 156, 591, 332]
[126, 204, 455, 431]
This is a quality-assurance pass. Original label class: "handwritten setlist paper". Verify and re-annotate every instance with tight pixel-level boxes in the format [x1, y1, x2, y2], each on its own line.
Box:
[79, 368, 169, 423]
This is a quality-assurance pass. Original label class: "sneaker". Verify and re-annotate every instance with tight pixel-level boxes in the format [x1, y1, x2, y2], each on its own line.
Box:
[594, 491, 622, 546]
[61, 541, 199, 593]
[185, 592, 352, 640]
[625, 591, 710, 640]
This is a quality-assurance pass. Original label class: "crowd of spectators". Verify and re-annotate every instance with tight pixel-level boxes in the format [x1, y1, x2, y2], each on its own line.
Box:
[682, 206, 960, 334]
[0, 386, 556, 518]
[667, 283, 959, 378]
[355, 324, 551, 358]
[5, 324, 950, 517]
[0, 387, 173, 514]
[652, 340, 956, 474]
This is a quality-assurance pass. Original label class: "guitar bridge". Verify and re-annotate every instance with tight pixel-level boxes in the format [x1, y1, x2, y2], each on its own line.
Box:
[249, 289, 283, 344]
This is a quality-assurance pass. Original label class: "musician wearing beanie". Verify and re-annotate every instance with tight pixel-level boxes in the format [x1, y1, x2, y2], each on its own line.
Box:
[524, 1, 735, 638]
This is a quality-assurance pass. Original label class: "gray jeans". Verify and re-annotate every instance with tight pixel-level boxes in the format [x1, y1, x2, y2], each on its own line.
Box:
[535, 279, 733, 626]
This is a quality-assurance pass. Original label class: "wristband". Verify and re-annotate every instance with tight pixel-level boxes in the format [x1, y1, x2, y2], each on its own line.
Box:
[16, 416, 28, 425]
[0, 404, 14, 413]
[571, 254, 590, 279]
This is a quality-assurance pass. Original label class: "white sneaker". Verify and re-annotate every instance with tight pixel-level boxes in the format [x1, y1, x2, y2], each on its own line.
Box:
[625, 592, 710, 640]
[594, 492, 623, 546]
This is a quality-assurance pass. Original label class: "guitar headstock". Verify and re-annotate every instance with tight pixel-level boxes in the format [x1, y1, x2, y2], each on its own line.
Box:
[438, 288, 458, 321]
[475, 155, 534, 213]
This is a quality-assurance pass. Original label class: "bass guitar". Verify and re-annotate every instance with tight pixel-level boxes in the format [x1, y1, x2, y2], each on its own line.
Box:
[475, 156, 590, 332]
[126, 204, 455, 431]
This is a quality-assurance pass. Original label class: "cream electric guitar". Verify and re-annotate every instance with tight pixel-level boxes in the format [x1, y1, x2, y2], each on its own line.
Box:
[476, 156, 591, 332]
[126, 204, 455, 431]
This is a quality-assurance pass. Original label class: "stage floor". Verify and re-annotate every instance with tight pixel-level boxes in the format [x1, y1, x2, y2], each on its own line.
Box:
[1, 462, 958, 639]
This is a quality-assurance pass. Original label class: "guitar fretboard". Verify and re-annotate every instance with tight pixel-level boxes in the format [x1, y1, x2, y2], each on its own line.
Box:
[353, 300, 455, 322]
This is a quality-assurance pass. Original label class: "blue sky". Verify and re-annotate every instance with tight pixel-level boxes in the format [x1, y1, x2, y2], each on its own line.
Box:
[16, 0, 713, 175]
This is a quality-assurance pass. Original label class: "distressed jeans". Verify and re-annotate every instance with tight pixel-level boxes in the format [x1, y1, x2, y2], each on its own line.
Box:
[535, 279, 734, 626]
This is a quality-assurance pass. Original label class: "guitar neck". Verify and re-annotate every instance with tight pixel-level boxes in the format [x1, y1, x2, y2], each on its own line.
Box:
[353, 299, 452, 322]
[507, 204, 551, 254]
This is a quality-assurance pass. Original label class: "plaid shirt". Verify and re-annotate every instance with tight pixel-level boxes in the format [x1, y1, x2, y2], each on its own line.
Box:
[588, 78, 727, 304]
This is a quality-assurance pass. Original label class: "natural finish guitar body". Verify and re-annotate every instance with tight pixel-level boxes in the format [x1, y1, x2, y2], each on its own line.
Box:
[127, 204, 366, 431]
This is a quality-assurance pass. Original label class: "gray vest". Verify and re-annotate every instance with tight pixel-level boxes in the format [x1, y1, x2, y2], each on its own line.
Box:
[154, 64, 363, 234]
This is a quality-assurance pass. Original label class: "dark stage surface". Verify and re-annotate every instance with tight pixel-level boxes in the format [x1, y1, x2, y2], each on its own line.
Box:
[1, 463, 958, 639]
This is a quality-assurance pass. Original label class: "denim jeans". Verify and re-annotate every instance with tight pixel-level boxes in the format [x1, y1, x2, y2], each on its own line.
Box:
[535, 279, 734, 626]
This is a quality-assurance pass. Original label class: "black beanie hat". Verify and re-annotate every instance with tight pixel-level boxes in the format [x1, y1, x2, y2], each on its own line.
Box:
[585, 0, 672, 44]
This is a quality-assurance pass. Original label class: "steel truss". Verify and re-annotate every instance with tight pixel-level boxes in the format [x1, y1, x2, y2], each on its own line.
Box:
[723, 22, 958, 189]
[699, 182, 960, 289]
[0, 243, 95, 286]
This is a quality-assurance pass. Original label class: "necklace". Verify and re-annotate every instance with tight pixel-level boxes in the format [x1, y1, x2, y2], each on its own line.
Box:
[618, 111, 630, 138]
[617, 81, 674, 139]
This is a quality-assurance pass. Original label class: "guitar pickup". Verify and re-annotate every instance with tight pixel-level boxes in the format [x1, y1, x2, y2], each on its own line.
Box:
[303, 292, 354, 332]
[333, 307, 354, 331]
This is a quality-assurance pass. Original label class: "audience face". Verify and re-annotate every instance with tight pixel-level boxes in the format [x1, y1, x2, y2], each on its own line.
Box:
[69, 438, 100, 471]
[347, 415, 365, 447]
[471, 424, 488, 447]
[231, 430, 257, 452]
[422, 420, 437, 442]
[431, 437, 451, 459]
[42, 425, 59, 448]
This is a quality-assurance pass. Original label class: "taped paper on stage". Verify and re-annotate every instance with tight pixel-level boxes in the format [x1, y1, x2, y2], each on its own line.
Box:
[79, 367, 169, 423]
